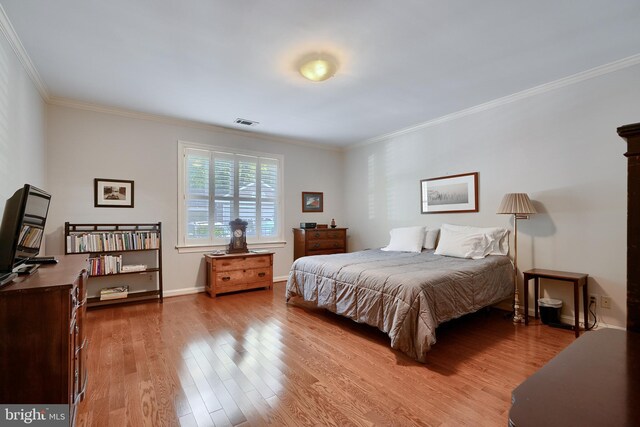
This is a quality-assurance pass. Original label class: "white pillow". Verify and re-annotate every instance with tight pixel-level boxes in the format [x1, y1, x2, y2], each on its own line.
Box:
[381, 226, 425, 253]
[423, 227, 440, 250]
[441, 224, 509, 256]
[434, 227, 493, 259]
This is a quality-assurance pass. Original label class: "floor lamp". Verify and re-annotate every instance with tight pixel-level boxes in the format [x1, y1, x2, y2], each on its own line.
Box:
[497, 193, 537, 323]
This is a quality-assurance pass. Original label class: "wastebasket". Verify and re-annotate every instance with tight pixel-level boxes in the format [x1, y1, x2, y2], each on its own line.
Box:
[538, 298, 562, 325]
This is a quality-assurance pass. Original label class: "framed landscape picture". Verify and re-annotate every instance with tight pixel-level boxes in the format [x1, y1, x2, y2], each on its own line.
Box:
[302, 192, 323, 212]
[94, 178, 134, 208]
[420, 172, 478, 214]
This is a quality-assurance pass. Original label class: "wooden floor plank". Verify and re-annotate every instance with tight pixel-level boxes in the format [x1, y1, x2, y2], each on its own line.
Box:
[77, 281, 576, 426]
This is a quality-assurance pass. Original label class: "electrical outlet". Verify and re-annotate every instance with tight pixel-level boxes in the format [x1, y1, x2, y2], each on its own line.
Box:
[589, 295, 597, 307]
[601, 295, 612, 309]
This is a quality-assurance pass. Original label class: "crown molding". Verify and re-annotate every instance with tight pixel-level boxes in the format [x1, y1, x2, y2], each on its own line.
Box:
[352, 53, 640, 149]
[48, 96, 344, 152]
[0, 4, 49, 100]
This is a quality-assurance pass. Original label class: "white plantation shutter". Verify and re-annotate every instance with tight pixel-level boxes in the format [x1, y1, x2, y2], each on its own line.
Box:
[260, 158, 279, 238]
[185, 149, 210, 242]
[180, 142, 283, 246]
[213, 153, 234, 240]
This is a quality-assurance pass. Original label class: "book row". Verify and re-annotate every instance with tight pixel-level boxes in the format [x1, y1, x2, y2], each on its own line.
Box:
[66, 231, 160, 253]
[89, 255, 123, 276]
[18, 225, 43, 249]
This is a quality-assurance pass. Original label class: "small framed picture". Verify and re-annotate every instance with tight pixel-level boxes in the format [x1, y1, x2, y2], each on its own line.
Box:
[302, 192, 323, 213]
[94, 178, 134, 208]
[420, 172, 478, 214]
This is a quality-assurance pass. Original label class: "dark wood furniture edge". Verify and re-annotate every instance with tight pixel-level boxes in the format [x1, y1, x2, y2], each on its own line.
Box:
[618, 122, 640, 332]
[509, 329, 640, 426]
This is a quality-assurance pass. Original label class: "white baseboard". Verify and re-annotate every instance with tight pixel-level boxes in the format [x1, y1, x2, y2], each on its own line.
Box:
[493, 301, 626, 331]
[163, 286, 205, 298]
[162, 276, 288, 299]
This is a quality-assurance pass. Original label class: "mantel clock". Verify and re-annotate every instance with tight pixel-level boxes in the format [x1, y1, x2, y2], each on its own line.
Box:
[227, 218, 249, 254]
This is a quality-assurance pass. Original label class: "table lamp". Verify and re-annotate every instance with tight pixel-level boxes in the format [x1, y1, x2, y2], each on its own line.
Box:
[497, 193, 537, 323]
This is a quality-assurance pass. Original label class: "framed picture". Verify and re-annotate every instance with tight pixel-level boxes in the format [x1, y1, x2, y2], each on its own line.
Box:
[94, 178, 134, 208]
[302, 192, 323, 212]
[420, 172, 478, 214]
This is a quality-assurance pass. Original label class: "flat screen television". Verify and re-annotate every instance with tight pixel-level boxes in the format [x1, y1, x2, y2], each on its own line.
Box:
[0, 184, 51, 277]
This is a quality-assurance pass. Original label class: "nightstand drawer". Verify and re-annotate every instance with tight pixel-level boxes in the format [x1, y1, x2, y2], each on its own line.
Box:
[306, 229, 346, 240]
[306, 239, 345, 250]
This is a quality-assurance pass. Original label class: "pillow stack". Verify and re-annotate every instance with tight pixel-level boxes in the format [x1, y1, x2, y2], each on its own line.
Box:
[381, 226, 425, 253]
[423, 227, 440, 250]
[434, 224, 509, 259]
[381, 226, 441, 252]
[380, 224, 508, 259]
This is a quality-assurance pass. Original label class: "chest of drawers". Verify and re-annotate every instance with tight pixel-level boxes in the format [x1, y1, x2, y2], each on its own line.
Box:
[293, 228, 348, 260]
[0, 255, 88, 426]
[204, 252, 273, 297]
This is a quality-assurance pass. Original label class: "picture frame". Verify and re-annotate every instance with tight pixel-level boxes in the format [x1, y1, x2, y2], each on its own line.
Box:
[302, 192, 323, 213]
[420, 172, 478, 214]
[94, 178, 134, 208]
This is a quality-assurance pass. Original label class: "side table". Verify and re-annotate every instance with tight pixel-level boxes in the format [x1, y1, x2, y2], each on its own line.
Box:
[522, 268, 588, 337]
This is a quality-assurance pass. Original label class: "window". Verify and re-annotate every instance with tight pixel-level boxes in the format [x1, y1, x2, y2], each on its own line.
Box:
[178, 141, 284, 247]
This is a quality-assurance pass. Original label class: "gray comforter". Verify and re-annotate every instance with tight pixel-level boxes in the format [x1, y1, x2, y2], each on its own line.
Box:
[286, 249, 513, 362]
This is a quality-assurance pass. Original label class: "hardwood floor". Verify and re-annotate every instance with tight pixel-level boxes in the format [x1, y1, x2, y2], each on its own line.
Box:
[77, 281, 575, 427]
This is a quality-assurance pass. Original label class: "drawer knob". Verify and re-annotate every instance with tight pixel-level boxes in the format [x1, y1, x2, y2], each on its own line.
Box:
[314, 232, 320, 238]
[222, 276, 231, 281]
[313, 243, 320, 249]
[258, 272, 266, 277]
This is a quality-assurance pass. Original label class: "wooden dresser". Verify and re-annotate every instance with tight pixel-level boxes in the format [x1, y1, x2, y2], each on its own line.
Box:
[293, 227, 348, 260]
[204, 252, 273, 297]
[509, 329, 640, 426]
[0, 255, 88, 426]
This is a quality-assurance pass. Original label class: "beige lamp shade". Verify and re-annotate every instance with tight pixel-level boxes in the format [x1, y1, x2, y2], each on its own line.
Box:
[497, 193, 537, 215]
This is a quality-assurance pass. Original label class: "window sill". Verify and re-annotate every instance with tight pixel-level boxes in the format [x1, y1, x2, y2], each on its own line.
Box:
[175, 241, 286, 254]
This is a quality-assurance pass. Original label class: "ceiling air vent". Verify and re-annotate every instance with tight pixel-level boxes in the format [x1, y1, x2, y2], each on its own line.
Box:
[234, 118, 259, 127]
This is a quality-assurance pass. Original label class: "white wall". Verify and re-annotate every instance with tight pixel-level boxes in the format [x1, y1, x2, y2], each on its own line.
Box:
[45, 105, 345, 294]
[0, 27, 46, 214]
[344, 64, 640, 328]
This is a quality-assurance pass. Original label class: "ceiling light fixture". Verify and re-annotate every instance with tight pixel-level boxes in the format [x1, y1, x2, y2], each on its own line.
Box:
[299, 53, 338, 82]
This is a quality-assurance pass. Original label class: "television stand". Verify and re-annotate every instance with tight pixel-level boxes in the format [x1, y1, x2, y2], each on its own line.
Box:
[0, 272, 17, 288]
[13, 263, 39, 275]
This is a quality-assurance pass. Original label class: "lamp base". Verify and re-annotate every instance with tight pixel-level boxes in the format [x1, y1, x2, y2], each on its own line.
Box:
[512, 311, 525, 324]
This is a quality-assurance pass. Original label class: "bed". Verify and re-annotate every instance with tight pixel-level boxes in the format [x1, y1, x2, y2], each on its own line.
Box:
[286, 249, 513, 362]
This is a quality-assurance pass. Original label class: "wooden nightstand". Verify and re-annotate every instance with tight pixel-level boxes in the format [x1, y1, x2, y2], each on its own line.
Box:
[204, 252, 273, 297]
[292, 228, 348, 260]
[522, 268, 589, 337]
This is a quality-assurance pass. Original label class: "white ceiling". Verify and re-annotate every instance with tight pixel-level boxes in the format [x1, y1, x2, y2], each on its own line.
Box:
[2, 1, 640, 147]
